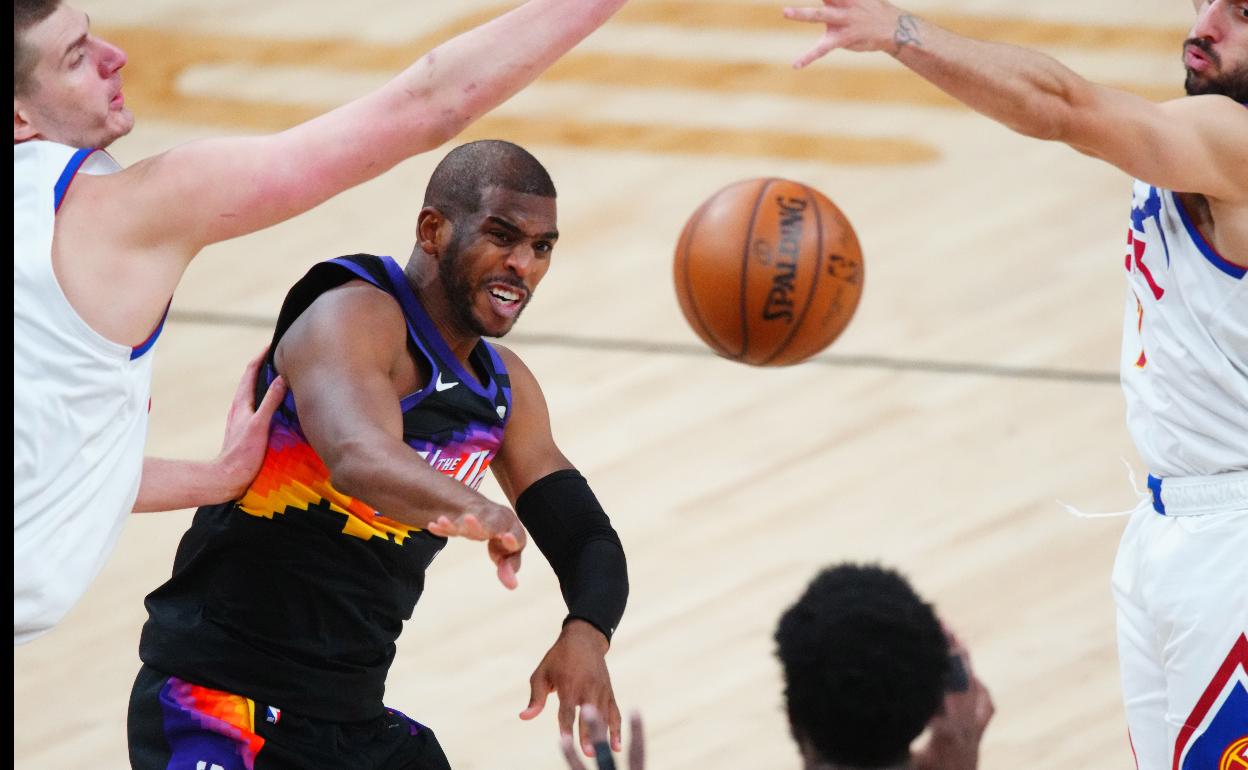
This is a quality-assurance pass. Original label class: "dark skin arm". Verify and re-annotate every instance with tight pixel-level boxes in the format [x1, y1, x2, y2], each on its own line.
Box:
[488, 346, 625, 759]
[274, 280, 525, 588]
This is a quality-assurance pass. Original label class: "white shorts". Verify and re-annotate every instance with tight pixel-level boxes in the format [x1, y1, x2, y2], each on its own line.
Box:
[1112, 470, 1248, 770]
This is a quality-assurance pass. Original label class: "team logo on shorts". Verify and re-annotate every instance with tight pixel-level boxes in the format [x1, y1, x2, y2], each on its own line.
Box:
[1178, 635, 1248, 770]
[1219, 737, 1248, 770]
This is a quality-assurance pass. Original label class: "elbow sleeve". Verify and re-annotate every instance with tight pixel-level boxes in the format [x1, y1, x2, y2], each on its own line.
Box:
[515, 469, 628, 641]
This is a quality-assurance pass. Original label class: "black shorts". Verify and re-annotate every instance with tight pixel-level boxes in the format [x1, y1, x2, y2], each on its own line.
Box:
[128, 665, 452, 770]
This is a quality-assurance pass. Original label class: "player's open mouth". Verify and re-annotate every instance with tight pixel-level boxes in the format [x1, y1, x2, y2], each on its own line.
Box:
[486, 283, 526, 318]
[110, 90, 125, 108]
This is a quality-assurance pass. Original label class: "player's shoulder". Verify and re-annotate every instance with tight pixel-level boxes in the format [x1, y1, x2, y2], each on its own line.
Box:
[1159, 94, 1248, 123]
[291, 279, 406, 351]
[488, 343, 540, 386]
[315, 278, 402, 318]
[489, 342, 525, 370]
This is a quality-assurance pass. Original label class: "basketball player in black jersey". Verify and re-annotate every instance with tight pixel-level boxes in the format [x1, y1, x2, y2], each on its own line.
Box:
[128, 140, 629, 770]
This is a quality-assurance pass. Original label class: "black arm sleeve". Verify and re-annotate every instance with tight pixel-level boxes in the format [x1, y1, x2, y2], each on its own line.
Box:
[515, 469, 628, 642]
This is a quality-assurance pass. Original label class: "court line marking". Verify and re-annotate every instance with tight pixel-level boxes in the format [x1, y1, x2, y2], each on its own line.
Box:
[167, 309, 1118, 385]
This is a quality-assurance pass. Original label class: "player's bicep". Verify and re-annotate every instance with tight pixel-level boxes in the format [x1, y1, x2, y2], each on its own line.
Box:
[1064, 91, 1248, 201]
[492, 348, 573, 503]
[101, 113, 407, 257]
[274, 286, 407, 469]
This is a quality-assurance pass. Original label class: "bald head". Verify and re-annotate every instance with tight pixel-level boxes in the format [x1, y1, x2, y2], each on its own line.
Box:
[423, 140, 556, 220]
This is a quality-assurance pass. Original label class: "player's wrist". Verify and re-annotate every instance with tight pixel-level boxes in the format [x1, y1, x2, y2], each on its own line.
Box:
[561, 617, 611, 654]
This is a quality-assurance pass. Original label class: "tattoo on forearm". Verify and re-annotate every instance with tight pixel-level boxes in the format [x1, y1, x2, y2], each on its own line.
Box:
[893, 14, 922, 53]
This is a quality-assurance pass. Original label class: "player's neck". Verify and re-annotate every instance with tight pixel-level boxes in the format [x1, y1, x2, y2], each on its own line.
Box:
[405, 259, 481, 366]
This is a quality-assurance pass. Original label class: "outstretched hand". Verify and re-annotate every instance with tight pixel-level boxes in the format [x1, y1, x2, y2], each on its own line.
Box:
[425, 505, 526, 589]
[217, 348, 287, 497]
[913, 629, 994, 770]
[783, 0, 917, 68]
[560, 705, 644, 770]
[521, 620, 621, 757]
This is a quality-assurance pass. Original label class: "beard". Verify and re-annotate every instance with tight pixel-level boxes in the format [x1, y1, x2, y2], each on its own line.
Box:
[1184, 38, 1248, 102]
[438, 236, 531, 339]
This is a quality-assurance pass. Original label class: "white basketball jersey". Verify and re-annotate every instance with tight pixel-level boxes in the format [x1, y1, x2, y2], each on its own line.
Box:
[13, 141, 161, 644]
[1120, 180, 1248, 479]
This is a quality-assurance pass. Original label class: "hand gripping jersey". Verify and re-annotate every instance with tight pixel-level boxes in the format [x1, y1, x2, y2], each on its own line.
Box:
[13, 141, 164, 645]
[139, 255, 513, 721]
[1120, 181, 1247, 480]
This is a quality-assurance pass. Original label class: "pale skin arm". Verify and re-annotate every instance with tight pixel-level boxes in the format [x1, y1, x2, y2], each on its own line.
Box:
[486, 346, 625, 759]
[55, 0, 630, 344]
[275, 282, 525, 588]
[784, 0, 1248, 202]
[133, 349, 286, 512]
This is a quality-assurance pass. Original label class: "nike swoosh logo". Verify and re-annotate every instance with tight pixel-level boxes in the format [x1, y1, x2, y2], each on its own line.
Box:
[435, 373, 458, 392]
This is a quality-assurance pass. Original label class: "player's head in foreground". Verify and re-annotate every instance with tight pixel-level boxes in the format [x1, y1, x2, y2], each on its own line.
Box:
[775, 564, 949, 769]
[412, 139, 559, 340]
[1183, 0, 1248, 101]
[14, 0, 133, 147]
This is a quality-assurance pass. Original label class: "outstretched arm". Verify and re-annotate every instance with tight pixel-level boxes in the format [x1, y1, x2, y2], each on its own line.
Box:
[275, 281, 526, 587]
[133, 349, 286, 512]
[785, 0, 1248, 201]
[490, 346, 630, 760]
[56, 0, 631, 344]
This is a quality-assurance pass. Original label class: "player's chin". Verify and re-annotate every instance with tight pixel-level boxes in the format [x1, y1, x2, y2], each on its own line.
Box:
[100, 110, 135, 146]
[473, 297, 527, 337]
[481, 317, 520, 339]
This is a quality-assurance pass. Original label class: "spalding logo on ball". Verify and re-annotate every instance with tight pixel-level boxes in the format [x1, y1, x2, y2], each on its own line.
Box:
[673, 178, 864, 366]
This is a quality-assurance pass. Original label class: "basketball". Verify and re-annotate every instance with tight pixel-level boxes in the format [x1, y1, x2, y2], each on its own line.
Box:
[673, 178, 864, 366]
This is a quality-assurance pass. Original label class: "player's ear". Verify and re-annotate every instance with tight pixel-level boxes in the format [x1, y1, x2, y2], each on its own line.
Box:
[14, 103, 39, 143]
[416, 207, 450, 259]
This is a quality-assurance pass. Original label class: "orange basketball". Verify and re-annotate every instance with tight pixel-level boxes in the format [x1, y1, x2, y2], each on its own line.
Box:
[673, 178, 864, 366]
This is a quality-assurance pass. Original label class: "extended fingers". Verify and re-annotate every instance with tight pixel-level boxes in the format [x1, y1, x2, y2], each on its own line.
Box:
[424, 515, 454, 537]
[520, 673, 552, 721]
[496, 553, 520, 590]
[560, 733, 586, 769]
[235, 348, 268, 396]
[254, 376, 287, 423]
[607, 699, 623, 752]
[783, 5, 847, 23]
[793, 34, 843, 68]
[627, 712, 645, 770]
[560, 698, 581, 753]
[973, 675, 995, 729]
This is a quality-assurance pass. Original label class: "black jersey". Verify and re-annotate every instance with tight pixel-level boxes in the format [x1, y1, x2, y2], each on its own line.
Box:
[139, 254, 513, 722]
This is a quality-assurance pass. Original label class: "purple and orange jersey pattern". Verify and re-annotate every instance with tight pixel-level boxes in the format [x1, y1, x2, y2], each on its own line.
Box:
[238, 410, 505, 545]
[1175, 634, 1248, 770]
[159, 677, 264, 770]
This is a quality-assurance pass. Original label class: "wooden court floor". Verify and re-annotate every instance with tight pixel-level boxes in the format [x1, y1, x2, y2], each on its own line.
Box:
[14, 0, 1198, 766]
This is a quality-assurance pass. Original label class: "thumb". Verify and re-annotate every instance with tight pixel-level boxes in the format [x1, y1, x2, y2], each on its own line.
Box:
[519, 674, 551, 720]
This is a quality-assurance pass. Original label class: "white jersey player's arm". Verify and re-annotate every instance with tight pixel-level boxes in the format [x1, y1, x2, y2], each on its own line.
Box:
[133, 351, 287, 513]
[784, 0, 1248, 201]
[56, 0, 627, 344]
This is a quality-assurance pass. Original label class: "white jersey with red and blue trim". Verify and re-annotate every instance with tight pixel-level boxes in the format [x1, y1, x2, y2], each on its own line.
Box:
[1120, 179, 1248, 480]
[13, 140, 163, 644]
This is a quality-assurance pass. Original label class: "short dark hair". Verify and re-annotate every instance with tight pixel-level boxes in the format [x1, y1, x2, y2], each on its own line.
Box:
[15, 0, 60, 97]
[775, 564, 949, 768]
[423, 139, 556, 220]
